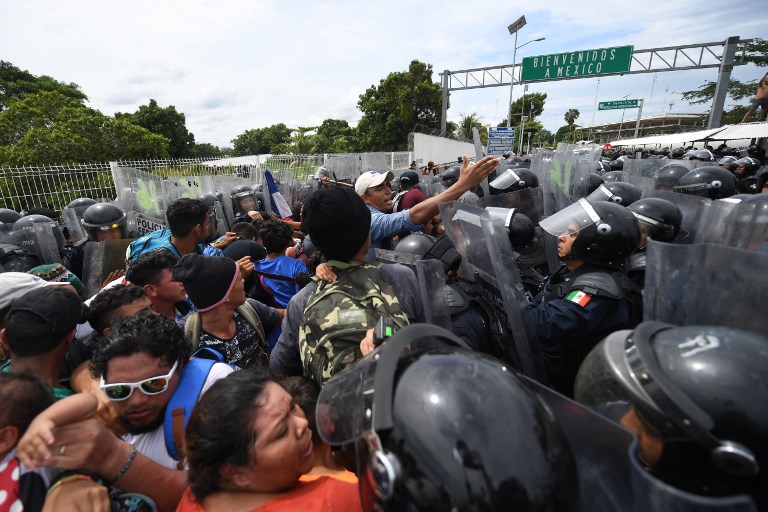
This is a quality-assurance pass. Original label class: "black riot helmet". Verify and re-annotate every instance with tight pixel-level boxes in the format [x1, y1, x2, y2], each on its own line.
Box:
[718, 155, 739, 173]
[316, 325, 577, 512]
[253, 191, 267, 212]
[594, 160, 611, 174]
[627, 198, 684, 245]
[393, 232, 435, 259]
[571, 173, 605, 198]
[602, 170, 626, 183]
[15, 214, 57, 228]
[734, 157, 760, 176]
[609, 157, 625, 170]
[196, 193, 220, 208]
[485, 207, 536, 251]
[539, 199, 641, 269]
[230, 184, 257, 214]
[586, 182, 642, 207]
[654, 163, 691, 191]
[441, 165, 461, 187]
[81, 203, 128, 241]
[0, 208, 22, 224]
[575, 322, 768, 481]
[66, 197, 97, 209]
[685, 149, 715, 162]
[670, 147, 686, 159]
[674, 166, 737, 200]
[489, 167, 539, 192]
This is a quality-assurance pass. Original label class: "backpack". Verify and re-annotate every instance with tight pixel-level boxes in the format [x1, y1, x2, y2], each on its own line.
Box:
[183, 300, 267, 354]
[127, 229, 177, 264]
[164, 347, 231, 467]
[392, 190, 408, 212]
[299, 260, 409, 387]
[0, 243, 41, 273]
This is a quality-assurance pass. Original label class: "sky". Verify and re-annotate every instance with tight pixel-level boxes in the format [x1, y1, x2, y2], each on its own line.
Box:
[1, 0, 765, 148]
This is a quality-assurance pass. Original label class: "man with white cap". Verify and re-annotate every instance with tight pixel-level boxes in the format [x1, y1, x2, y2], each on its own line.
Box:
[355, 154, 499, 260]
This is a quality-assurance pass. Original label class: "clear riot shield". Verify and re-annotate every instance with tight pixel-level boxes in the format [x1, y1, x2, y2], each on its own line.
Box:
[82, 238, 134, 299]
[111, 165, 168, 222]
[326, 154, 361, 180]
[644, 240, 768, 336]
[522, 377, 636, 512]
[419, 180, 446, 198]
[278, 179, 299, 214]
[212, 176, 247, 228]
[695, 196, 768, 251]
[477, 188, 544, 224]
[374, 249, 453, 331]
[437, 201, 486, 282]
[629, 454, 757, 512]
[165, 175, 213, 203]
[4, 223, 63, 266]
[643, 190, 710, 244]
[294, 180, 318, 205]
[625, 158, 668, 197]
[61, 205, 90, 243]
[415, 259, 453, 331]
[479, 212, 541, 378]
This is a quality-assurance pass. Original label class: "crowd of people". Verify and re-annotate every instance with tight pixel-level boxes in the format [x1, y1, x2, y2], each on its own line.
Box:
[0, 141, 767, 511]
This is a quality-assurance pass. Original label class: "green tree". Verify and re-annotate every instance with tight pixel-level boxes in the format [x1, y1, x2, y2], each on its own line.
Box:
[555, 123, 580, 143]
[289, 126, 316, 154]
[356, 60, 443, 151]
[0, 61, 87, 111]
[564, 109, 580, 140]
[312, 119, 356, 153]
[191, 143, 223, 158]
[458, 113, 488, 145]
[116, 99, 195, 158]
[231, 123, 292, 155]
[0, 91, 168, 166]
[679, 38, 767, 122]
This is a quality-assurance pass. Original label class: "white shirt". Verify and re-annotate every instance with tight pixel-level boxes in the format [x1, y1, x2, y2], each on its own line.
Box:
[122, 362, 235, 469]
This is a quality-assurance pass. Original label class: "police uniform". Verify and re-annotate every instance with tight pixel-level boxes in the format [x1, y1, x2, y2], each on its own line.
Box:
[529, 263, 640, 396]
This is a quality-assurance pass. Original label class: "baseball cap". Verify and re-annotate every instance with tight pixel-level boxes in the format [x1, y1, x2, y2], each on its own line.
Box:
[354, 171, 395, 196]
[0, 272, 70, 311]
[6, 287, 84, 354]
[399, 171, 420, 185]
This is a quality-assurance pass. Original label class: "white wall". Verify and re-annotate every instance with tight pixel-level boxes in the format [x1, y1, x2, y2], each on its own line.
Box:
[410, 133, 476, 168]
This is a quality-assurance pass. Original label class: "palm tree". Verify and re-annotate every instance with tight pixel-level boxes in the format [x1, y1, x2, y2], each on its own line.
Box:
[564, 109, 580, 142]
[459, 112, 481, 140]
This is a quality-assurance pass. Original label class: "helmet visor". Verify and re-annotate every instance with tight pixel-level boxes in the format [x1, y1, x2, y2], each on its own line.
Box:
[586, 184, 615, 203]
[484, 207, 516, 229]
[316, 354, 379, 446]
[539, 198, 602, 238]
[489, 168, 522, 190]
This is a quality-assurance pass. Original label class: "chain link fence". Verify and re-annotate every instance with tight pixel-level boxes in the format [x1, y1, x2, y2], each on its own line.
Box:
[1, 152, 412, 212]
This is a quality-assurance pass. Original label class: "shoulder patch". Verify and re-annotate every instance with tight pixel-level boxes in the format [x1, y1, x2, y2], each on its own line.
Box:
[566, 289, 592, 307]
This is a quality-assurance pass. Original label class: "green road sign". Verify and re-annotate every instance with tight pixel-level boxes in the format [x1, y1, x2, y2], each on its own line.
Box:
[521, 45, 633, 82]
[598, 99, 640, 110]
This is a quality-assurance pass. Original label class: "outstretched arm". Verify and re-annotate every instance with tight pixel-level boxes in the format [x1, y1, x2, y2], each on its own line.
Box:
[408, 155, 499, 225]
[17, 393, 99, 468]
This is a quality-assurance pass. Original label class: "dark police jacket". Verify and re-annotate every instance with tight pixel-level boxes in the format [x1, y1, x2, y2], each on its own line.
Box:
[529, 263, 642, 396]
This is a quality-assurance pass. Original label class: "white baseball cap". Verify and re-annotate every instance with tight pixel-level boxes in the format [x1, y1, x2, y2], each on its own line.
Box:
[354, 171, 395, 196]
[0, 272, 69, 311]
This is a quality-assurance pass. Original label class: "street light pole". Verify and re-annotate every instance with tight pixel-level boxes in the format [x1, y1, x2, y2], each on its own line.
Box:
[505, 16, 525, 129]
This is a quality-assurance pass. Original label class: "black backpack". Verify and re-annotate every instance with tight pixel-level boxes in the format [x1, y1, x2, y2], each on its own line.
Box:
[0, 243, 41, 273]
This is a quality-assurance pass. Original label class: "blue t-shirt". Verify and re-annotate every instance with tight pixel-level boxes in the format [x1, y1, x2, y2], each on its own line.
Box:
[252, 256, 308, 308]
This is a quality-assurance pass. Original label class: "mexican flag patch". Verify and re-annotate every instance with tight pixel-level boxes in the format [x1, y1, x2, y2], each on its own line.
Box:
[566, 290, 592, 307]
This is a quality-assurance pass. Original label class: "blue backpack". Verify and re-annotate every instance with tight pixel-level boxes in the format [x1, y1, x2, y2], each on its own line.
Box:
[127, 229, 178, 264]
[163, 348, 233, 466]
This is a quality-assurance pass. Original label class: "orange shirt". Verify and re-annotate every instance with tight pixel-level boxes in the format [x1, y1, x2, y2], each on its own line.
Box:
[176, 472, 361, 512]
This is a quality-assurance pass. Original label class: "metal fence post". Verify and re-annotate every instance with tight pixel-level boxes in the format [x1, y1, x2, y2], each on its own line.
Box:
[707, 36, 740, 129]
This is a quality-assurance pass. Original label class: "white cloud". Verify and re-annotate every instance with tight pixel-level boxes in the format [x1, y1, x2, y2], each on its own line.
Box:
[0, 0, 763, 147]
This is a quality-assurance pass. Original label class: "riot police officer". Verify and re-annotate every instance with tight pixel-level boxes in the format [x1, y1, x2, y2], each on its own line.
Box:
[674, 166, 737, 200]
[654, 162, 691, 191]
[586, 181, 642, 207]
[626, 198, 684, 287]
[316, 324, 578, 512]
[230, 184, 267, 223]
[68, 202, 128, 279]
[575, 322, 768, 509]
[0, 208, 22, 224]
[533, 199, 643, 396]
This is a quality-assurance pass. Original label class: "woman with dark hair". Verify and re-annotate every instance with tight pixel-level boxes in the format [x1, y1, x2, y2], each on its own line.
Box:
[178, 370, 360, 511]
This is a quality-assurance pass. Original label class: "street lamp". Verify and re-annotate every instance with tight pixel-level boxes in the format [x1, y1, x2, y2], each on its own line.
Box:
[506, 33, 546, 129]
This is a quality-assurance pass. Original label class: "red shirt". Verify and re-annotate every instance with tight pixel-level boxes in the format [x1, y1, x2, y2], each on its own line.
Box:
[398, 187, 427, 211]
